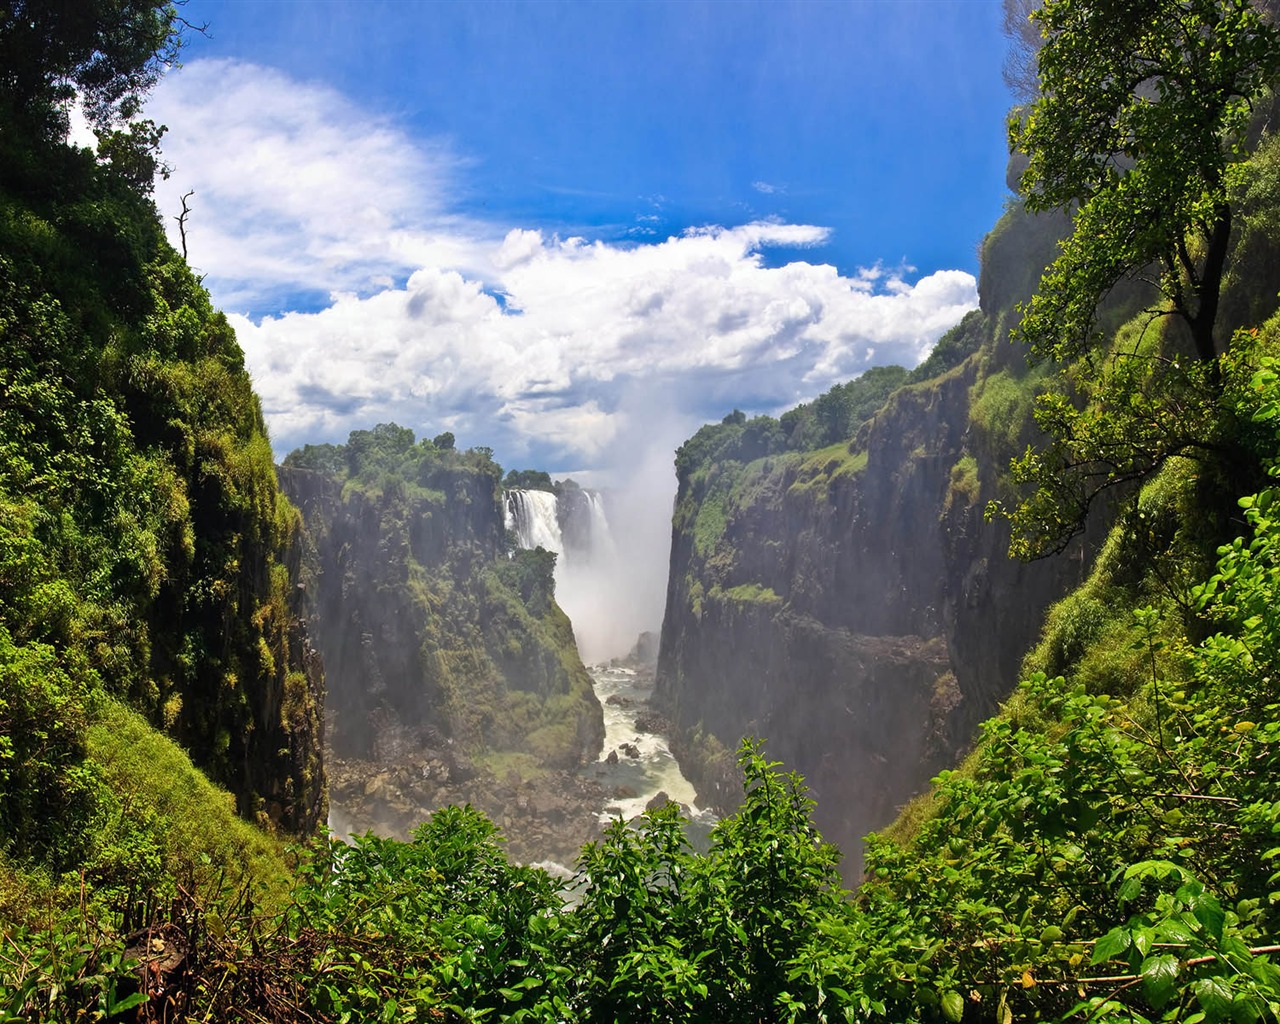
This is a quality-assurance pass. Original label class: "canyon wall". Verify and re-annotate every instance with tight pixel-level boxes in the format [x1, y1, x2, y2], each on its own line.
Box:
[280, 430, 604, 780]
[654, 203, 1094, 875]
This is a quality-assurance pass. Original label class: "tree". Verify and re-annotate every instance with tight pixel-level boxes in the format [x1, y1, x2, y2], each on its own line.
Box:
[997, 0, 1280, 558]
[0, 1, 183, 141]
[1012, 0, 1280, 367]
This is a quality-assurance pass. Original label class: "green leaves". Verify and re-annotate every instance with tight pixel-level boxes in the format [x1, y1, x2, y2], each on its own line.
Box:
[1139, 953, 1180, 1009]
[999, 0, 1280, 559]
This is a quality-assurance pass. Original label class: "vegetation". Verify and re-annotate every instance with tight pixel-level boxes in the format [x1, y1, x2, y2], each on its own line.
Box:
[997, 0, 1280, 556]
[0, 0, 321, 955]
[13, 454, 1280, 1020]
[10, 1, 1280, 1022]
[503, 468, 555, 492]
[281, 423, 600, 771]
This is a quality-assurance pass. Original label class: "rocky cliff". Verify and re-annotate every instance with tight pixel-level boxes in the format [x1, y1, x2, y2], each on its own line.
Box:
[280, 428, 604, 809]
[654, 202, 1096, 876]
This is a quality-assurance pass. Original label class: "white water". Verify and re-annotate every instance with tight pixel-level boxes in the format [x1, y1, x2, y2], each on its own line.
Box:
[583, 664, 716, 832]
[505, 489, 563, 553]
[505, 486, 715, 835]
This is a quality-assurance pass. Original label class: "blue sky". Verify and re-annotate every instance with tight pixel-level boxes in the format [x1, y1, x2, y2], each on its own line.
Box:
[141, 0, 1015, 475]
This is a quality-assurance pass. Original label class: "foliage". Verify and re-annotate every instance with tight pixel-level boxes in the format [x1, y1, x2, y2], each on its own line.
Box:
[1012, 0, 1280, 365]
[504, 468, 554, 492]
[0, 0, 322, 953]
[0, 0, 182, 141]
[908, 310, 987, 384]
[494, 547, 558, 616]
[780, 365, 908, 451]
[282, 422, 502, 494]
[997, 0, 1280, 558]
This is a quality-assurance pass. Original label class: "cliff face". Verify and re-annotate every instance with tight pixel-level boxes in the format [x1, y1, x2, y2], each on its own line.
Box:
[280, 431, 604, 777]
[0, 134, 327, 853]
[655, 205, 1095, 875]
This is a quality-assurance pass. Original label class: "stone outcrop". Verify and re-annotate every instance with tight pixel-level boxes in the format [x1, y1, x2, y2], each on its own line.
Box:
[280, 444, 604, 786]
[654, 204, 1100, 878]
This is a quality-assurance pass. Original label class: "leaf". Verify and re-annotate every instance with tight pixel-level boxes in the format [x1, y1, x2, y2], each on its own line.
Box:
[1141, 954, 1180, 1010]
[941, 989, 965, 1022]
[1133, 928, 1155, 958]
[997, 989, 1013, 1024]
[1191, 894, 1227, 943]
[1092, 926, 1132, 965]
[1118, 876, 1143, 904]
[1194, 976, 1234, 1022]
[106, 992, 149, 1015]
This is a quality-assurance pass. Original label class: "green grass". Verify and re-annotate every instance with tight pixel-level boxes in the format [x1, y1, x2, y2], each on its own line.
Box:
[693, 491, 728, 558]
[721, 583, 783, 606]
[86, 699, 293, 911]
[787, 442, 868, 500]
[968, 369, 1035, 456]
[943, 455, 981, 514]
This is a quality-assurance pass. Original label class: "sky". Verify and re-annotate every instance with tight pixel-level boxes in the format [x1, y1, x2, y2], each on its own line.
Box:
[141, 0, 1016, 478]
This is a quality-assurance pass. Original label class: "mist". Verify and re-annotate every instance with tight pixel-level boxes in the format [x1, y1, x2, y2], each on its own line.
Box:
[549, 384, 702, 665]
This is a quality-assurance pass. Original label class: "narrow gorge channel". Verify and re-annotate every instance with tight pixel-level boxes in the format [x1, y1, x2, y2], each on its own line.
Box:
[326, 484, 714, 872]
[507, 486, 719, 869]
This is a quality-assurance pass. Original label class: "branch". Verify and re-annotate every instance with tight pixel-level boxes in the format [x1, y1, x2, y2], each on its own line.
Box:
[1080, 945, 1280, 984]
[176, 189, 194, 261]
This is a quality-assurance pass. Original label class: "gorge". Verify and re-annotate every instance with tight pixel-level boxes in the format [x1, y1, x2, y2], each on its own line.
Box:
[9, 2, 1280, 1020]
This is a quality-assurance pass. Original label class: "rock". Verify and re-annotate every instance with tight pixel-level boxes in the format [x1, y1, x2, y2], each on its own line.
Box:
[645, 790, 673, 812]
[606, 694, 634, 707]
[633, 710, 670, 734]
[605, 749, 619, 765]
[612, 785, 638, 799]
[619, 742, 641, 759]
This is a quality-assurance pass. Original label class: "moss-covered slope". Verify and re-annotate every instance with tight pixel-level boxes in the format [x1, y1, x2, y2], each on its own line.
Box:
[0, 101, 324, 930]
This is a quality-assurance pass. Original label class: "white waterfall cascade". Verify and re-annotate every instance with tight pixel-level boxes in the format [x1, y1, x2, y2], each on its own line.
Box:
[504, 486, 624, 662]
[584, 490, 617, 562]
[504, 484, 716, 839]
[504, 489, 564, 554]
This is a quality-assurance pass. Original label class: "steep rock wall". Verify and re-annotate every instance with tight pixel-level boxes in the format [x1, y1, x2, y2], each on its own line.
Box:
[280, 436, 604, 774]
[655, 207, 1096, 875]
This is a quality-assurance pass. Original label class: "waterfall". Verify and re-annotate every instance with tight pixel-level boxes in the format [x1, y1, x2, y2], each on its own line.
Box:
[584, 490, 617, 562]
[505, 489, 564, 554]
[505, 485, 623, 663]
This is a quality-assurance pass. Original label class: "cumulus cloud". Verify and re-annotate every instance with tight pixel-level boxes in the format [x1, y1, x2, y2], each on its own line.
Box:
[147, 59, 978, 468]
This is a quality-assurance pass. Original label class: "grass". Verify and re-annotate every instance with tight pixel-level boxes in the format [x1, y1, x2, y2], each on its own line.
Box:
[720, 583, 783, 607]
[86, 699, 293, 912]
[787, 443, 869, 500]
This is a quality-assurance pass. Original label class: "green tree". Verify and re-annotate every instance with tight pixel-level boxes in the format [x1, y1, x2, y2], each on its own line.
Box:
[0, 1, 183, 141]
[1012, 0, 1280, 366]
[998, 0, 1280, 557]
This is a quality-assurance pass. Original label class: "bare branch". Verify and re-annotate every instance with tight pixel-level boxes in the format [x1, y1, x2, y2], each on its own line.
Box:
[176, 189, 194, 261]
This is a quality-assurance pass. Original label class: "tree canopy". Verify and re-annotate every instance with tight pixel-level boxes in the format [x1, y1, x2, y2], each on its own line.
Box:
[0, 1, 182, 141]
[997, 0, 1280, 558]
[1011, 0, 1280, 366]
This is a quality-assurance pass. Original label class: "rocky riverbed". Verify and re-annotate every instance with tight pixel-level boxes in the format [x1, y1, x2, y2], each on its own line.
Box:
[327, 651, 712, 868]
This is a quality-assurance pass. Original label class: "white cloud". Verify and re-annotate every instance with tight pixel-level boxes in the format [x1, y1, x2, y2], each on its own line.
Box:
[148, 59, 979, 467]
[148, 59, 492, 308]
